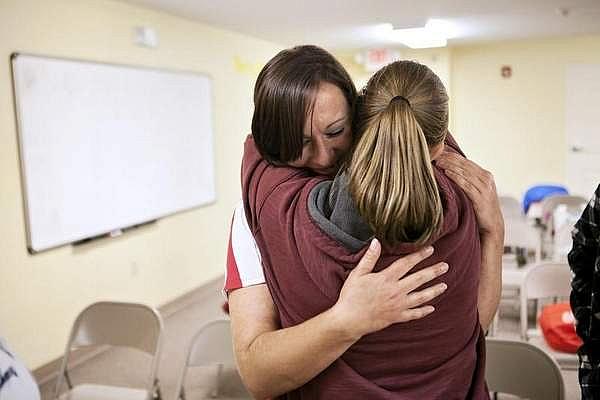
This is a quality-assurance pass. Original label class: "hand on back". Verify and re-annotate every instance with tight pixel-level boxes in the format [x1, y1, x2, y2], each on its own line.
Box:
[333, 238, 448, 339]
[436, 152, 504, 240]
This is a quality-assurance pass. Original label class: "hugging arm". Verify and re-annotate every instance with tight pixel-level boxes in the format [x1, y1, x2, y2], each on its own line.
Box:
[229, 239, 448, 399]
[437, 152, 504, 331]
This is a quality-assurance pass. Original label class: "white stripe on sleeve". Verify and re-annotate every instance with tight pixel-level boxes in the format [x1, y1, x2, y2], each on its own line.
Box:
[231, 202, 265, 287]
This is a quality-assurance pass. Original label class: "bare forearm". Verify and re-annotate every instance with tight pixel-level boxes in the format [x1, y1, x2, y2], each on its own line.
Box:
[478, 231, 503, 330]
[235, 305, 356, 399]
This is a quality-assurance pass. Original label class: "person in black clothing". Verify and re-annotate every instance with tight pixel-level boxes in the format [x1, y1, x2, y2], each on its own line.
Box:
[569, 184, 600, 399]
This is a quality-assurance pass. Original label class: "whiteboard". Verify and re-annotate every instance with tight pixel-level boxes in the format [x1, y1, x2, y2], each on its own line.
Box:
[11, 53, 215, 252]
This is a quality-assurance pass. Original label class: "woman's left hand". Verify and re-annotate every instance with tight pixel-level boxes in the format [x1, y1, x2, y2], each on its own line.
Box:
[436, 152, 504, 240]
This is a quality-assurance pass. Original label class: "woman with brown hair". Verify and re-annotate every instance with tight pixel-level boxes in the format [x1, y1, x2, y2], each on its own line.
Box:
[239, 57, 503, 399]
[227, 46, 459, 399]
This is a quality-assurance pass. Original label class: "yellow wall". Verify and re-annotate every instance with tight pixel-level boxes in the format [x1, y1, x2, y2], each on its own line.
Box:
[335, 48, 452, 95]
[451, 35, 600, 199]
[335, 48, 454, 144]
[0, 0, 282, 368]
[4, 0, 600, 370]
[338, 36, 600, 200]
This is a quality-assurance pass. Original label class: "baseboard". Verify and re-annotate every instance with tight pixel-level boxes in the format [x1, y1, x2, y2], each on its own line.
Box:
[159, 275, 224, 319]
[33, 274, 225, 387]
[32, 346, 109, 389]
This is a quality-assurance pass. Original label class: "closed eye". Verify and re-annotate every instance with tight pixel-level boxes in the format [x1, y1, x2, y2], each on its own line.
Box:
[326, 129, 344, 137]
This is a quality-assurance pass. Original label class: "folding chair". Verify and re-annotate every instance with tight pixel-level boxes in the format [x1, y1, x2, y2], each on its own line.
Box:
[54, 301, 164, 400]
[499, 195, 522, 219]
[539, 195, 587, 260]
[504, 216, 542, 264]
[175, 318, 248, 399]
[540, 195, 587, 225]
[486, 338, 565, 400]
[519, 263, 578, 369]
[497, 217, 543, 328]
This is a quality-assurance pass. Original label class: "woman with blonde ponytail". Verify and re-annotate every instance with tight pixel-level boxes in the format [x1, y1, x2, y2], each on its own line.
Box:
[241, 59, 502, 399]
[349, 61, 448, 246]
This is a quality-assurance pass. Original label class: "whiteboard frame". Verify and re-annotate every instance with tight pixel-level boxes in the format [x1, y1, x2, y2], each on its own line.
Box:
[11, 52, 217, 253]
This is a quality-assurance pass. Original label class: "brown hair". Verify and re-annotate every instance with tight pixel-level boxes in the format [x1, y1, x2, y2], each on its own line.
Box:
[348, 60, 448, 245]
[252, 45, 357, 163]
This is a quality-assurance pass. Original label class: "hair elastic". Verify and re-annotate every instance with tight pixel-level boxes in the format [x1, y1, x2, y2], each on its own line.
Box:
[390, 95, 411, 106]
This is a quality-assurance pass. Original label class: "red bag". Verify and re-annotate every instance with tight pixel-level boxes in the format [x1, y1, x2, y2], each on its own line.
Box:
[538, 302, 583, 353]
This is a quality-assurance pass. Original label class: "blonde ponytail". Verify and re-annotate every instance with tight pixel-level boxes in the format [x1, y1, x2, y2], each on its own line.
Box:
[349, 61, 448, 246]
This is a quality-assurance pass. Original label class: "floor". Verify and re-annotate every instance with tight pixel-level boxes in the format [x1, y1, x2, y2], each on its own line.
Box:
[38, 277, 581, 400]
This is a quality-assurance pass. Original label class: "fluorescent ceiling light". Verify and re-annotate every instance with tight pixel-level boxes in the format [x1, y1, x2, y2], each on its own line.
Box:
[389, 19, 457, 49]
[390, 29, 447, 49]
[425, 19, 460, 38]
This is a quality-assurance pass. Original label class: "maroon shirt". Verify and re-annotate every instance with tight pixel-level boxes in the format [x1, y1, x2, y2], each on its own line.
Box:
[242, 136, 488, 400]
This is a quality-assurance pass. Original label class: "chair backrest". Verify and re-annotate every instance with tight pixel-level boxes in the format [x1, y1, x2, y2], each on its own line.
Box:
[499, 195, 522, 218]
[186, 319, 235, 367]
[54, 301, 164, 399]
[523, 185, 568, 214]
[504, 217, 542, 262]
[540, 195, 587, 227]
[70, 302, 163, 352]
[552, 202, 586, 261]
[486, 338, 565, 400]
[174, 318, 235, 399]
[520, 263, 573, 339]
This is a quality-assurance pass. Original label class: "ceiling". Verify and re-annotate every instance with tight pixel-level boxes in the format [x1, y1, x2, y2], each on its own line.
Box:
[123, 0, 600, 50]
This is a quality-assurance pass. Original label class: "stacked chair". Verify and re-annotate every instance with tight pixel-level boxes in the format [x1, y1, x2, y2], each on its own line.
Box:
[493, 191, 585, 374]
[494, 195, 542, 336]
[519, 263, 578, 370]
[539, 195, 587, 261]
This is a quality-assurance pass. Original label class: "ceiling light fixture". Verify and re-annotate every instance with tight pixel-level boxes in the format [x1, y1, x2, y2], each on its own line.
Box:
[389, 19, 458, 49]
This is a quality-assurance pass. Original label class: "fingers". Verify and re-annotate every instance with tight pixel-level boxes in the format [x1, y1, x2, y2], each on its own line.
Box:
[438, 155, 482, 185]
[405, 282, 448, 308]
[437, 158, 481, 195]
[443, 169, 481, 198]
[438, 153, 493, 190]
[381, 246, 434, 280]
[437, 154, 499, 204]
[445, 166, 498, 206]
[437, 151, 471, 169]
[394, 281, 449, 323]
[396, 306, 435, 323]
[352, 238, 382, 276]
[398, 262, 449, 293]
[437, 153, 479, 177]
